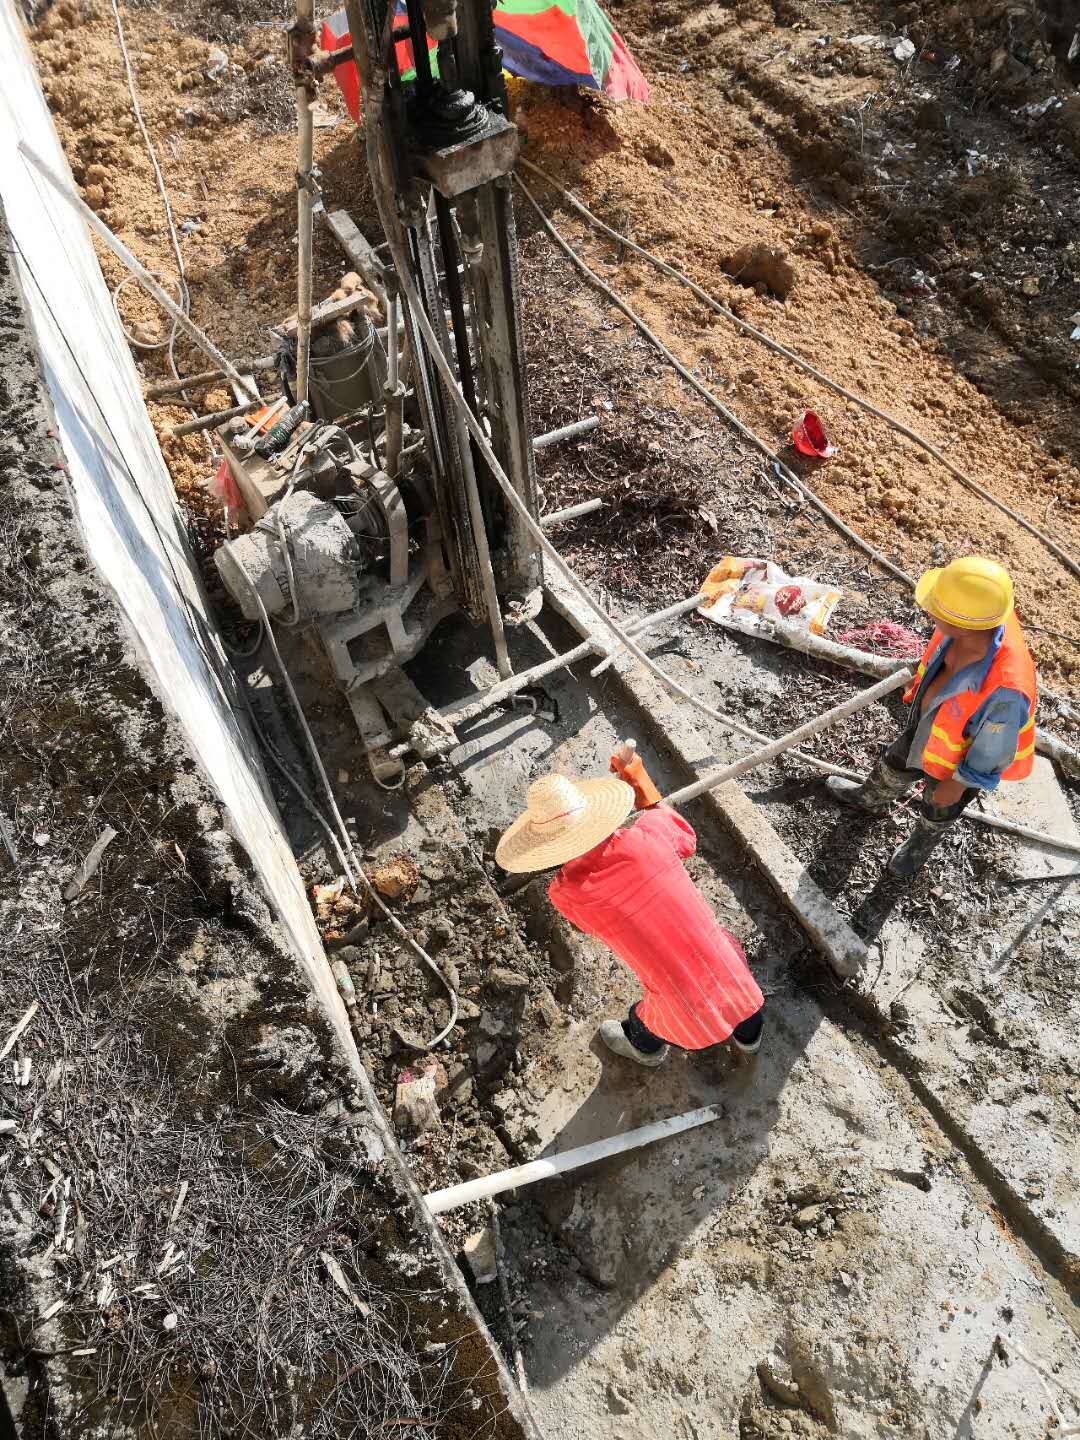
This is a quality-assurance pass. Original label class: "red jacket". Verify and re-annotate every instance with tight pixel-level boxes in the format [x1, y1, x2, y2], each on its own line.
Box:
[548, 807, 763, 1048]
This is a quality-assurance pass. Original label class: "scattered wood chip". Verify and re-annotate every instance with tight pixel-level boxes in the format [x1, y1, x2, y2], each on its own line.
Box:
[168, 1179, 189, 1231]
[62, 826, 118, 901]
[319, 1250, 371, 1316]
[1, 1001, 39, 1061]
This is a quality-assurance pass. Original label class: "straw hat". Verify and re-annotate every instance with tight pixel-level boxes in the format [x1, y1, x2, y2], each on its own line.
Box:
[495, 773, 635, 873]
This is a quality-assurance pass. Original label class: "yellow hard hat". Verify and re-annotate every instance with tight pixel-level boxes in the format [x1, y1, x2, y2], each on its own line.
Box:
[914, 555, 1014, 630]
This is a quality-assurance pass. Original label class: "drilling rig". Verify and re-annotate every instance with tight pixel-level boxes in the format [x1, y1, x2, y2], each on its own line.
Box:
[213, 0, 543, 784]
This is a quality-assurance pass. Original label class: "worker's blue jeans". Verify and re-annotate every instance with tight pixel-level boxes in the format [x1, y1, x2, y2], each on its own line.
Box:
[622, 1001, 765, 1055]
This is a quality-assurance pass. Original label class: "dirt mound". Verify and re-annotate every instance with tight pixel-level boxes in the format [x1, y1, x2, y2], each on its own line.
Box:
[508, 2, 1080, 691]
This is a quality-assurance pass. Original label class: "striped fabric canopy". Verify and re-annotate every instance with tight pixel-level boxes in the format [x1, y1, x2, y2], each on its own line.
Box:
[321, 1, 649, 115]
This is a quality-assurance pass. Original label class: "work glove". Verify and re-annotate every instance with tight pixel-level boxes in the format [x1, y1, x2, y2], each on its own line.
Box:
[610, 748, 662, 810]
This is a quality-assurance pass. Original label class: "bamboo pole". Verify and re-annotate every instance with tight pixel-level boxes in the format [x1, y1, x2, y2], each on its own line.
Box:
[663, 669, 914, 808]
[425, 1105, 721, 1214]
[19, 142, 259, 403]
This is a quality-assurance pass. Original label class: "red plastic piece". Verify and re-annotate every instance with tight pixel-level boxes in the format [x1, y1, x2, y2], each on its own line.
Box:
[792, 409, 836, 458]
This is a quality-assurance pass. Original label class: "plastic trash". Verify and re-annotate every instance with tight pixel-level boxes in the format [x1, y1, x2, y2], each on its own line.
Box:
[792, 409, 837, 458]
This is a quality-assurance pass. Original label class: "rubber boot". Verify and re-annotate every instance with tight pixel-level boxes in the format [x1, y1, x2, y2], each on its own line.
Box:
[887, 802, 957, 879]
[825, 758, 916, 816]
[598, 1019, 669, 1069]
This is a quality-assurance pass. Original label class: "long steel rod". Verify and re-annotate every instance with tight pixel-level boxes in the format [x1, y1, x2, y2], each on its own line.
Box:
[533, 416, 600, 451]
[664, 669, 913, 808]
[425, 1105, 721, 1214]
[438, 593, 706, 728]
[294, 76, 315, 406]
[20, 143, 259, 403]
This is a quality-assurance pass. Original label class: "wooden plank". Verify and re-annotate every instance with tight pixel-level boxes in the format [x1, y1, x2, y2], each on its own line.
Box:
[277, 290, 372, 339]
[322, 208, 388, 309]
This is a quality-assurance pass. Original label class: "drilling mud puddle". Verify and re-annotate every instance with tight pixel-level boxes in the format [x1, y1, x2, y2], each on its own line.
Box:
[260, 602, 1080, 1440]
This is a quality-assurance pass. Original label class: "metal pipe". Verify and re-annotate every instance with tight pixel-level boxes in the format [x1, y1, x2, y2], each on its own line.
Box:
[384, 382, 405, 482]
[144, 356, 278, 399]
[436, 594, 707, 730]
[19, 142, 259, 402]
[541, 498, 602, 529]
[386, 283, 400, 391]
[424, 1105, 721, 1215]
[456, 402, 512, 679]
[533, 416, 600, 451]
[162, 399, 262, 438]
[295, 79, 315, 406]
[664, 669, 914, 809]
[589, 592, 705, 678]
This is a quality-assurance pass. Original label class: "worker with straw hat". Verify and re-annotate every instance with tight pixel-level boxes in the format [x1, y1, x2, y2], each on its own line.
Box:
[825, 555, 1037, 878]
[495, 750, 765, 1069]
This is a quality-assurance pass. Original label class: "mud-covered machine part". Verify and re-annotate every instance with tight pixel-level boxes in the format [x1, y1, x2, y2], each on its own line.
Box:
[213, 0, 544, 784]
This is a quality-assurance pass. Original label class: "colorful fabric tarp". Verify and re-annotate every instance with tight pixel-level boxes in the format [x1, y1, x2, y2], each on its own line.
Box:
[320, 0, 648, 119]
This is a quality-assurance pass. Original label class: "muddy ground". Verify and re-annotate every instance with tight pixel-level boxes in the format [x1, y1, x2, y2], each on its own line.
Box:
[16, 0, 1080, 1432]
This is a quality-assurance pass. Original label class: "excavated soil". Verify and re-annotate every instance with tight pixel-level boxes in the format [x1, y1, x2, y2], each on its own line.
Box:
[28, 0, 1080, 692]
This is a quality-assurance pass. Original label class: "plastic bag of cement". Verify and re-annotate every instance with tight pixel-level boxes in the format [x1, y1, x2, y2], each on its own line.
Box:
[698, 556, 843, 640]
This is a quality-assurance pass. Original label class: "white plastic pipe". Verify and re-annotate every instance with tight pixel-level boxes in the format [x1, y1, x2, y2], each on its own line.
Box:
[424, 1104, 721, 1214]
[19, 142, 259, 404]
[541, 498, 602, 528]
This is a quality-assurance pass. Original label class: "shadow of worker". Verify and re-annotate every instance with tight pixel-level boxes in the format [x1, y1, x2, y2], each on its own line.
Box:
[518, 950, 819, 1390]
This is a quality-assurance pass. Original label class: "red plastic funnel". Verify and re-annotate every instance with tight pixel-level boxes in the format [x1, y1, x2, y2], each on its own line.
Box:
[792, 410, 836, 458]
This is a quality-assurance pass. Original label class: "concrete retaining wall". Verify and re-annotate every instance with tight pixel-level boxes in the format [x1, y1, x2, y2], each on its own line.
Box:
[0, 0, 356, 1063]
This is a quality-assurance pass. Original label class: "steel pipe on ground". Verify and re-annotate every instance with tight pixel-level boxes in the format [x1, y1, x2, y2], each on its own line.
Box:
[425, 1105, 721, 1214]
[533, 416, 600, 451]
[663, 668, 914, 809]
[541, 498, 602, 528]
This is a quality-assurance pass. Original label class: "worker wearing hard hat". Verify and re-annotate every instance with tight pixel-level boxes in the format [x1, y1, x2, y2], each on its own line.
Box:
[826, 556, 1036, 878]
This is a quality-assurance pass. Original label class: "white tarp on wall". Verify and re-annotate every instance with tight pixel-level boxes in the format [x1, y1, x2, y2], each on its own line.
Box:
[0, 0, 358, 1066]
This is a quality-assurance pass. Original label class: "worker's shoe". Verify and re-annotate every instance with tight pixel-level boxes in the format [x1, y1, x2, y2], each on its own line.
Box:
[887, 804, 957, 879]
[825, 759, 915, 816]
[730, 1009, 765, 1056]
[598, 1019, 669, 1069]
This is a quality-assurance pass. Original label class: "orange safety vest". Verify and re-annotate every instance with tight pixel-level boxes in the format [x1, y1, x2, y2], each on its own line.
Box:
[903, 613, 1037, 783]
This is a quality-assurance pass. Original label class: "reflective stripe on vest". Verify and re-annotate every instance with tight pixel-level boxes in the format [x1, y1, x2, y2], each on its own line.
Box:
[905, 616, 1037, 783]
